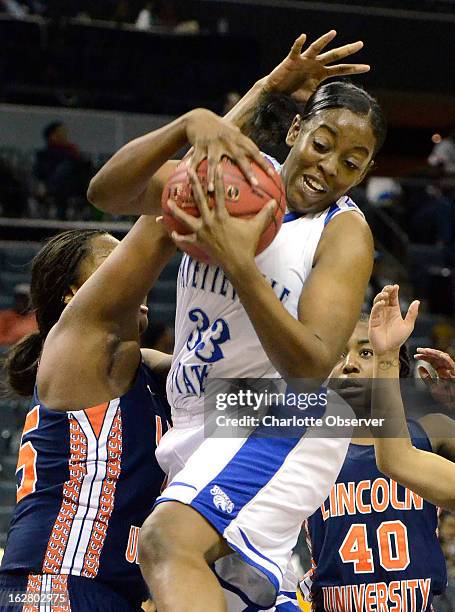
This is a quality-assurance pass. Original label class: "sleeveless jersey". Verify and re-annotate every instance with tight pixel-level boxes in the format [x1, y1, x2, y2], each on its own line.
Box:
[302, 421, 447, 611]
[167, 155, 364, 426]
[1, 362, 170, 608]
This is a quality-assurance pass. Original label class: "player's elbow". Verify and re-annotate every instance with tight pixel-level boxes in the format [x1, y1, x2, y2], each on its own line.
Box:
[375, 446, 414, 483]
[375, 452, 394, 478]
[301, 344, 335, 380]
[87, 175, 111, 211]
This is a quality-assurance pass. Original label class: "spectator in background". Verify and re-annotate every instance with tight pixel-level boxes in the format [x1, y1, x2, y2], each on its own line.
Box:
[409, 184, 455, 251]
[429, 129, 455, 176]
[34, 121, 93, 219]
[0, 284, 37, 346]
[141, 321, 174, 353]
[136, 1, 156, 30]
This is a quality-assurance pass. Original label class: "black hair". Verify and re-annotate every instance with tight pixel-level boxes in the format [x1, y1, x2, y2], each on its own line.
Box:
[359, 312, 410, 378]
[247, 81, 387, 162]
[4, 229, 108, 397]
[246, 92, 304, 163]
[43, 121, 64, 142]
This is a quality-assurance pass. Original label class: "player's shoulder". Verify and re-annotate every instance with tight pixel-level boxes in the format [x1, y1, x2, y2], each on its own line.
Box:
[317, 201, 373, 263]
[324, 197, 368, 228]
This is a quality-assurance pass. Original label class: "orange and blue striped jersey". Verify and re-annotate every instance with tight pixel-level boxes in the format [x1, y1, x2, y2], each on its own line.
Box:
[1, 362, 170, 609]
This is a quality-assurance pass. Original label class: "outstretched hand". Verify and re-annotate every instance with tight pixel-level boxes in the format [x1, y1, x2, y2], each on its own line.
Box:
[162, 166, 276, 272]
[369, 285, 420, 355]
[263, 30, 370, 104]
[415, 347, 455, 410]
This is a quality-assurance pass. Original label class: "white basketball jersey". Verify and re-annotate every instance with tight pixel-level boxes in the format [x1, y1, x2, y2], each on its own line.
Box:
[167, 158, 364, 427]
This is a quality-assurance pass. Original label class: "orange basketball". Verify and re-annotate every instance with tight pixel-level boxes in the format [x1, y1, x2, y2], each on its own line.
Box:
[161, 157, 286, 264]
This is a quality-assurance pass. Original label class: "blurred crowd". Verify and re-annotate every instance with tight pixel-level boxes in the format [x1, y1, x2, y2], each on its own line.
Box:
[0, 121, 94, 220]
[0, 0, 201, 32]
[1, 0, 454, 20]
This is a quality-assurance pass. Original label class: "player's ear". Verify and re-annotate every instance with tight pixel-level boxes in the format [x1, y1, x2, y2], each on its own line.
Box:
[286, 115, 302, 147]
[63, 284, 78, 305]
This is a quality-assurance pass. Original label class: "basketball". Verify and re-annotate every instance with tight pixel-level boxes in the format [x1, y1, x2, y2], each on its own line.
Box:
[161, 157, 286, 263]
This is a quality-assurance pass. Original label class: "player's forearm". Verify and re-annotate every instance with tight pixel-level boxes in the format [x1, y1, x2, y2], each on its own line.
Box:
[87, 114, 188, 213]
[394, 448, 455, 511]
[225, 261, 333, 380]
[371, 355, 455, 510]
[224, 79, 266, 133]
[371, 350, 415, 473]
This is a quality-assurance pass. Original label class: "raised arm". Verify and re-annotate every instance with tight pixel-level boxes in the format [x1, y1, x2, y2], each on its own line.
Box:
[88, 32, 368, 217]
[369, 285, 455, 511]
[38, 217, 175, 411]
[226, 31, 369, 130]
[88, 109, 270, 216]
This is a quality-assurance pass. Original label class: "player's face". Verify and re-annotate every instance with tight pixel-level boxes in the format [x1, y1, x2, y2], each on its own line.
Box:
[282, 108, 375, 214]
[329, 321, 374, 414]
[75, 234, 149, 334]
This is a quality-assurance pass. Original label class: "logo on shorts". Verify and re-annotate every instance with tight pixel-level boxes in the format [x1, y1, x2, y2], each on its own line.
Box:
[210, 485, 234, 514]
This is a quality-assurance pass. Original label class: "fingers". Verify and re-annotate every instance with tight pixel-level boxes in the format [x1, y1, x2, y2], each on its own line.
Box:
[167, 199, 200, 232]
[404, 300, 420, 327]
[389, 284, 400, 306]
[373, 290, 389, 306]
[229, 145, 259, 187]
[206, 150, 223, 193]
[414, 348, 455, 372]
[317, 40, 364, 64]
[171, 231, 198, 245]
[254, 199, 277, 233]
[303, 30, 337, 58]
[369, 299, 385, 323]
[288, 33, 307, 58]
[188, 145, 205, 175]
[188, 168, 211, 221]
[374, 285, 399, 306]
[325, 63, 370, 77]
[245, 143, 275, 177]
[214, 165, 227, 218]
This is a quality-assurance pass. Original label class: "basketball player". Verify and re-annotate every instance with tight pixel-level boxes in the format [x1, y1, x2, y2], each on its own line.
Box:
[0, 211, 175, 610]
[299, 313, 451, 611]
[88, 34, 385, 611]
[369, 284, 455, 512]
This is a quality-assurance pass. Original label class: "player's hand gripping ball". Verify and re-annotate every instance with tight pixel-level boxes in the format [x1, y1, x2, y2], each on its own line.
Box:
[161, 157, 286, 264]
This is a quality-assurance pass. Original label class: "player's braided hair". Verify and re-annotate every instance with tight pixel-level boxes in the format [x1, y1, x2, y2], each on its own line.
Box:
[359, 312, 410, 378]
[4, 229, 107, 397]
[247, 81, 386, 162]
